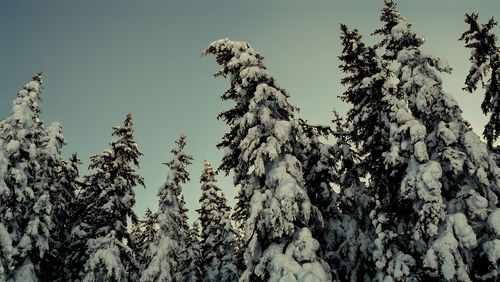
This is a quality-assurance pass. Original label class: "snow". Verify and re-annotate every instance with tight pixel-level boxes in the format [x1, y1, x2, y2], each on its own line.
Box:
[44, 122, 66, 156]
[5, 140, 20, 155]
[462, 124, 489, 168]
[388, 252, 415, 280]
[274, 120, 291, 142]
[483, 240, 500, 263]
[488, 208, 500, 236]
[0, 223, 13, 261]
[465, 193, 488, 219]
[425, 213, 476, 281]
[449, 213, 476, 248]
[391, 22, 410, 41]
[409, 121, 426, 142]
[442, 148, 466, 173]
[425, 231, 459, 280]
[437, 122, 458, 145]
[253, 229, 328, 282]
[413, 141, 428, 162]
[83, 234, 125, 282]
[13, 258, 36, 282]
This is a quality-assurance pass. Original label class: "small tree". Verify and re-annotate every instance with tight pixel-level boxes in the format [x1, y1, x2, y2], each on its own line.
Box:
[65, 114, 144, 281]
[132, 208, 158, 271]
[182, 220, 202, 282]
[196, 160, 239, 281]
[141, 135, 193, 282]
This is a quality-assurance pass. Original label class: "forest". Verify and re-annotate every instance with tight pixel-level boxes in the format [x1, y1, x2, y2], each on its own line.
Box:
[1, 1, 500, 281]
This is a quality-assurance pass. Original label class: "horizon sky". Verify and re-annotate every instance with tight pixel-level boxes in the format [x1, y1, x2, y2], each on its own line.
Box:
[1, 0, 499, 221]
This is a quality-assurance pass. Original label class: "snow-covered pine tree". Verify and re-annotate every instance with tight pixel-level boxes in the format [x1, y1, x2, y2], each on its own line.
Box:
[0, 73, 68, 281]
[141, 135, 193, 282]
[320, 110, 373, 281]
[372, 0, 420, 61]
[338, 22, 460, 280]
[65, 113, 144, 281]
[375, 1, 500, 280]
[196, 160, 239, 282]
[182, 220, 202, 282]
[41, 123, 82, 281]
[204, 39, 330, 281]
[48, 153, 81, 281]
[460, 13, 500, 151]
[294, 120, 336, 234]
[132, 208, 158, 271]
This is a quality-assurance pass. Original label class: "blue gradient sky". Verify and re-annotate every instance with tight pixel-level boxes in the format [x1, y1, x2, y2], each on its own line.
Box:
[1, 0, 499, 221]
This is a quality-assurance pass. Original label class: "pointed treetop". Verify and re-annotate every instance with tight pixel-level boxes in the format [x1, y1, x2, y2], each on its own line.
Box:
[164, 135, 192, 173]
[203, 38, 264, 77]
[200, 160, 217, 183]
[460, 13, 498, 93]
[33, 72, 43, 82]
[112, 113, 136, 140]
[460, 13, 500, 148]
[373, 0, 405, 40]
[373, 0, 424, 60]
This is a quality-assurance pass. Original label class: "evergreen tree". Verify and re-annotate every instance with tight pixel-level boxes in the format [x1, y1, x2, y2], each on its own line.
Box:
[460, 13, 500, 150]
[372, 0, 420, 61]
[320, 110, 372, 281]
[42, 129, 82, 281]
[204, 39, 329, 281]
[0, 73, 68, 281]
[66, 113, 144, 281]
[295, 120, 336, 235]
[182, 220, 202, 282]
[141, 135, 193, 282]
[338, 24, 443, 281]
[132, 208, 158, 270]
[49, 153, 81, 282]
[375, 1, 500, 280]
[196, 160, 239, 282]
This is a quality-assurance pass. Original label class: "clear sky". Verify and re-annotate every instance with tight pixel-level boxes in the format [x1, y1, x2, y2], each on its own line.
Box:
[1, 0, 499, 221]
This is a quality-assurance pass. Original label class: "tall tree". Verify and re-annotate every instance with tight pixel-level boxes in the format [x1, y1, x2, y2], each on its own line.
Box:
[66, 114, 145, 281]
[141, 135, 193, 282]
[338, 23, 447, 281]
[196, 160, 239, 281]
[460, 13, 500, 150]
[375, 1, 500, 280]
[204, 39, 330, 281]
[0, 73, 68, 281]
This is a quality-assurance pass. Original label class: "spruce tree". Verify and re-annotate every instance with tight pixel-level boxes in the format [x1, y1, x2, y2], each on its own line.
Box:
[141, 135, 193, 282]
[42, 122, 81, 281]
[0, 73, 67, 281]
[132, 208, 158, 270]
[460, 13, 500, 150]
[182, 220, 202, 282]
[196, 160, 239, 282]
[320, 110, 372, 281]
[204, 39, 329, 281]
[374, 1, 500, 280]
[65, 113, 144, 281]
[338, 24, 436, 281]
[49, 153, 81, 281]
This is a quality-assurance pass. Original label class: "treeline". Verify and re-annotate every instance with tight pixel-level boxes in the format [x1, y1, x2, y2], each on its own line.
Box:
[1, 1, 500, 281]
